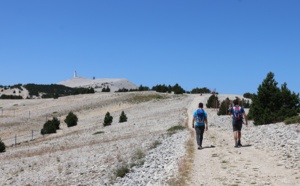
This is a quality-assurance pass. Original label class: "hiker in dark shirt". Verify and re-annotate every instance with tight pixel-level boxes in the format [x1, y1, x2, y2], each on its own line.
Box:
[229, 100, 248, 148]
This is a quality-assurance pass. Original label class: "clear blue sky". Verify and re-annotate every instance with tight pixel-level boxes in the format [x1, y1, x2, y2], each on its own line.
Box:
[1, 0, 299, 94]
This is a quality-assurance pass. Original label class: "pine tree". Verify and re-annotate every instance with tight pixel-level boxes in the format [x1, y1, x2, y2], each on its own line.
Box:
[43, 120, 57, 134]
[249, 72, 300, 125]
[104, 112, 113, 126]
[206, 94, 220, 108]
[119, 111, 128, 123]
[0, 138, 6, 153]
[64, 112, 78, 127]
[218, 98, 230, 115]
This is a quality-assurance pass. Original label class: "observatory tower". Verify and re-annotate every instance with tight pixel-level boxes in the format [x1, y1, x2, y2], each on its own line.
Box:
[74, 70, 78, 78]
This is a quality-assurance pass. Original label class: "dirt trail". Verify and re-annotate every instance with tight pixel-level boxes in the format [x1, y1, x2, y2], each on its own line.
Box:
[187, 95, 299, 186]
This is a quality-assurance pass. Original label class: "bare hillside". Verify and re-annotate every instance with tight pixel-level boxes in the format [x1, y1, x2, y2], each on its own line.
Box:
[58, 77, 138, 92]
[0, 92, 192, 185]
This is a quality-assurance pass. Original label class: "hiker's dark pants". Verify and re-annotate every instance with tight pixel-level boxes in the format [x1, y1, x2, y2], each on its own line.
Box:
[195, 125, 205, 146]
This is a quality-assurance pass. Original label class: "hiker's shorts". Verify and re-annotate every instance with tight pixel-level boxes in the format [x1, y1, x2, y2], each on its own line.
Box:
[232, 120, 243, 131]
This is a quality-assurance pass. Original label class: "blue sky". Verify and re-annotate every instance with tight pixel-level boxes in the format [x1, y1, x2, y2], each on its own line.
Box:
[1, 0, 299, 94]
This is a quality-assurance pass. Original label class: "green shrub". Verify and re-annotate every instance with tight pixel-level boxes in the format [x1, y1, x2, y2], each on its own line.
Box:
[93, 131, 105, 135]
[42, 120, 57, 134]
[115, 165, 129, 178]
[133, 149, 145, 160]
[218, 98, 231, 115]
[103, 112, 113, 126]
[119, 111, 127, 123]
[0, 138, 6, 153]
[206, 94, 220, 108]
[243, 92, 255, 99]
[64, 112, 78, 127]
[284, 116, 300, 125]
[102, 86, 110, 92]
[191, 87, 211, 94]
[52, 117, 60, 129]
[167, 125, 185, 134]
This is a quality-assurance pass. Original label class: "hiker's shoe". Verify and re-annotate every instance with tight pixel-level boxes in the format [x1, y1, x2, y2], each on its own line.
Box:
[234, 144, 239, 148]
[238, 141, 243, 147]
[197, 146, 203, 150]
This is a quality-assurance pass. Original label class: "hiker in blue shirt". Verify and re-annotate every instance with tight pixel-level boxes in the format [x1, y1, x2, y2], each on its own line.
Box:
[192, 102, 208, 150]
[229, 100, 248, 148]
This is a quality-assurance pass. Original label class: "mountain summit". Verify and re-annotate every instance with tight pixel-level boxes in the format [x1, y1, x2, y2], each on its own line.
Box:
[58, 77, 138, 92]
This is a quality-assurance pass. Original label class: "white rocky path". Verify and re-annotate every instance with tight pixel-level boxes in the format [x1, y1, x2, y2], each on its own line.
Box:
[187, 94, 299, 186]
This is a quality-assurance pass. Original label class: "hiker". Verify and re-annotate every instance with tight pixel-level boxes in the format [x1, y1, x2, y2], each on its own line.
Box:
[192, 102, 208, 150]
[229, 99, 248, 147]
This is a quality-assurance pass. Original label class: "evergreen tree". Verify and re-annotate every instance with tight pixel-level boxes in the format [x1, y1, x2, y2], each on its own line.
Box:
[64, 112, 78, 127]
[243, 92, 255, 99]
[138, 85, 149, 91]
[102, 86, 111, 92]
[104, 112, 113, 126]
[0, 138, 6, 153]
[173, 83, 185, 94]
[206, 94, 220, 108]
[218, 98, 231, 115]
[191, 87, 211, 94]
[249, 72, 300, 125]
[119, 111, 128, 123]
[277, 83, 299, 121]
[42, 120, 57, 134]
[52, 117, 60, 129]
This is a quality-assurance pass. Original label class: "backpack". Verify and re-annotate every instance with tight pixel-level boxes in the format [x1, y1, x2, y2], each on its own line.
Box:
[196, 109, 206, 123]
[233, 106, 243, 121]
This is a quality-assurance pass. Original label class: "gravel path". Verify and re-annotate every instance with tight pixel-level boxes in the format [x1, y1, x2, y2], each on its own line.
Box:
[187, 94, 299, 186]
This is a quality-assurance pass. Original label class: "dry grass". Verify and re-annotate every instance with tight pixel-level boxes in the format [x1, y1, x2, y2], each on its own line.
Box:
[167, 110, 195, 186]
[126, 93, 169, 104]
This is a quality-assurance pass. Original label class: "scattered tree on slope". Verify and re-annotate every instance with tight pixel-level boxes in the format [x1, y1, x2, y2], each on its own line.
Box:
[248, 72, 300, 125]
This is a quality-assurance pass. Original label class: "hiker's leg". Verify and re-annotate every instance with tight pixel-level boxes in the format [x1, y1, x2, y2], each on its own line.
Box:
[199, 126, 205, 147]
[237, 122, 242, 145]
[234, 131, 238, 141]
[238, 131, 241, 140]
[232, 121, 238, 146]
[195, 127, 201, 147]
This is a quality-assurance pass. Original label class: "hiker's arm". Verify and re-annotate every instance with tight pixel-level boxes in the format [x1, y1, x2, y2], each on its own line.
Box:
[192, 117, 195, 128]
[244, 113, 248, 125]
[228, 108, 232, 116]
[205, 117, 208, 131]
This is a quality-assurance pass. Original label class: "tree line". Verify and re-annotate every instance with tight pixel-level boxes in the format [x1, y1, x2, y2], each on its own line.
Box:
[0, 84, 95, 99]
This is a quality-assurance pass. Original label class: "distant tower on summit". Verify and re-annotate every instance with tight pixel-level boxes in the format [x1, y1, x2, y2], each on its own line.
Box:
[74, 70, 78, 78]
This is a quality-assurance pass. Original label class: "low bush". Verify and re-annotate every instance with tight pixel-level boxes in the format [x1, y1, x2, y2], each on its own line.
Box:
[115, 165, 129, 178]
[103, 112, 113, 126]
[93, 131, 105, 135]
[64, 112, 78, 127]
[167, 125, 186, 134]
[119, 111, 127, 123]
[284, 116, 300, 125]
[42, 120, 57, 134]
[0, 138, 5, 153]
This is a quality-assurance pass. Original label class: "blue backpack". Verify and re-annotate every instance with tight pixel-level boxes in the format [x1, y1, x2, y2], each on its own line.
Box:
[196, 109, 206, 123]
[233, 106, 243, 121]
